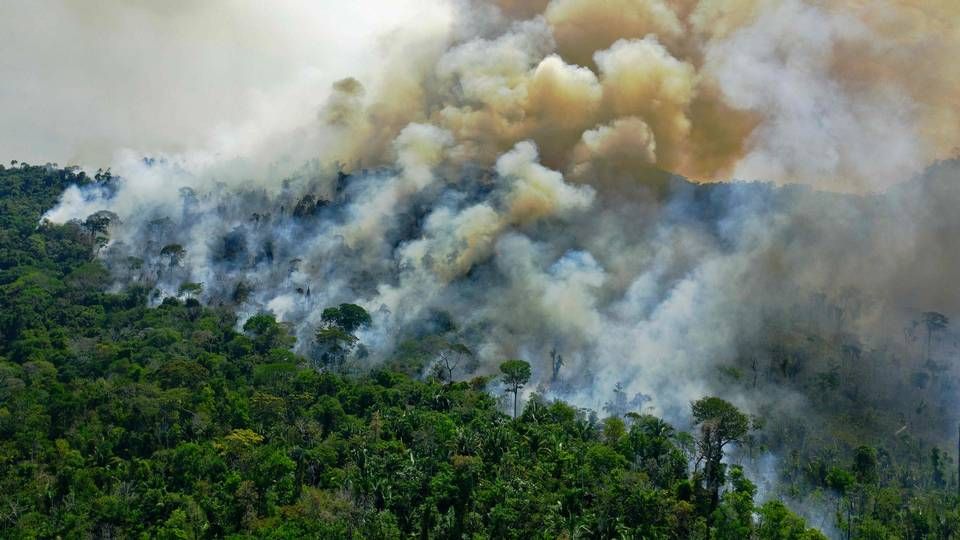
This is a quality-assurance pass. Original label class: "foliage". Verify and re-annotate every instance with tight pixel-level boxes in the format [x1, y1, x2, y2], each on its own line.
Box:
[0, 164, 942, 538]
[321, 303, 372, 334]
[499, 359, 531, 419]
[314, 303, 371, 372]
[692, 396, 751, 512]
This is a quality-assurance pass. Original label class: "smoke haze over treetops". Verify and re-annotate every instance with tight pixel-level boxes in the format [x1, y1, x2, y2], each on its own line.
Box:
[33, 0, 960, 424]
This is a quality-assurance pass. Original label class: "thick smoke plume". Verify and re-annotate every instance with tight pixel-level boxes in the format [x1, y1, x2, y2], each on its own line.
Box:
[41, 0, 960, 446]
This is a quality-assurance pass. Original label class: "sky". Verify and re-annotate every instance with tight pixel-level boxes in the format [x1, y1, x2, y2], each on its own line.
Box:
[0, 0, 452, 166]
[6, 0, 958, 193]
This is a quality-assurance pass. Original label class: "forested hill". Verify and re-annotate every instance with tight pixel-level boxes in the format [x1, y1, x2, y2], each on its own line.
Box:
[0, 167, 815, 538]
[0, 163, 953, 539]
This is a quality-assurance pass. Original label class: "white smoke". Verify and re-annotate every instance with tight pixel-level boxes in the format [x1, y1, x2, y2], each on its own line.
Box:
[33, 0, 960, 474]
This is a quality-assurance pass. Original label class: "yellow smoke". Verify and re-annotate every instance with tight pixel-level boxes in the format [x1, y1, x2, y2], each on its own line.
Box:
[321, 0, 960, 192]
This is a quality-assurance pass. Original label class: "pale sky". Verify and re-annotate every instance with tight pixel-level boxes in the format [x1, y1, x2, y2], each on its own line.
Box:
[0, 0, 451, 167]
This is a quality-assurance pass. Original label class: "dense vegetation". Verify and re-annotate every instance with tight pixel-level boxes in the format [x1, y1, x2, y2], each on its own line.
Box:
[0, 163, 956, 538]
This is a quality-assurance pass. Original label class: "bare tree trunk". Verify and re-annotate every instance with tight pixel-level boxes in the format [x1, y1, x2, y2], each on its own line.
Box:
[513, 388, 518, 419]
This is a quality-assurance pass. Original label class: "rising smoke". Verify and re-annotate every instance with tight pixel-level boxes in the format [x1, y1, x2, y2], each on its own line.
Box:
[40, 0, 960, 437]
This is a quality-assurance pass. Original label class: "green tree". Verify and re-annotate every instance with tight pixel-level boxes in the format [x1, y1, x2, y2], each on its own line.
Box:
[315, 326, 359, 371]
[314, 304, 371, 372]
[852, 445, 878, 485]
[321, 303, 372, 333]
[82, 210, 116, 241]
[177, 281, 203, 300]
[691, 397, 749, 512]
[160, 243, 186, 267]
[243, 312, 294, 354]
[713, 465, 756, 539]
[757, 500, 827, 540]
[499, 359, 531, 418]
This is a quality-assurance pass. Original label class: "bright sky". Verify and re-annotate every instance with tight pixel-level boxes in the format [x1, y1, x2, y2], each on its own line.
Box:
[0, 0, 452, 167]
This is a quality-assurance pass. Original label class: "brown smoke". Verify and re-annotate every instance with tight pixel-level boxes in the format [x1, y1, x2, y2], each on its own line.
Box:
[321, 0, 960, 192]
[39, 0, 960, 452]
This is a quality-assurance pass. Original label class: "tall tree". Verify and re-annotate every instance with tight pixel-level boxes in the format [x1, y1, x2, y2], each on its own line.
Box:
[691, 396, 749, 512]
[314, 304, 371, 371]
[160, 243, 186, 266]
[499, 359, 531, 419]
[550, 347, 563, 382]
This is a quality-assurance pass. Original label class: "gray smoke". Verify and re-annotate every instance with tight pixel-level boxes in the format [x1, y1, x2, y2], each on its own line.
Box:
[37, 4, 960, 518]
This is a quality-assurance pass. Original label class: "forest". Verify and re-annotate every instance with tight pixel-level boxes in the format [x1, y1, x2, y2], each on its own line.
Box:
[1, 162, 958, 539]
[7, 0, 960, 537]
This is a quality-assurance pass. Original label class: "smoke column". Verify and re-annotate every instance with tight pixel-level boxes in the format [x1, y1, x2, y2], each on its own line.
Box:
[36, 0, 960, 452]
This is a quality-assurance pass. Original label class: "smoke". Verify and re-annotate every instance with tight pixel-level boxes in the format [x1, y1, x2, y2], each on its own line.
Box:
[0, 0, 453, 166]
[36, 0, 960, 482]
[297, 0, 960, 192]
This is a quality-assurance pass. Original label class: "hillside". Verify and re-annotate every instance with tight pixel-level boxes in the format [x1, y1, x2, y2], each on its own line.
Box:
[2, 163, 959, 538]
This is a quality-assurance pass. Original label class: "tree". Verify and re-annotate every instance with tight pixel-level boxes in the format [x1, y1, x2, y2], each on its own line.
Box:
[125, 256, 145, 281]
[432, 340, 472, 384]
[550, 347, 564, 382]
[499, 359, 531, 419]
[243, 312, 294, 354]
[921, 312, 949, 364]
[80, 211, 117, 259]
[82, 210, 116, 240]
[314, 304, 370, 372]
[314, 326, 359, 371]
[852, 445, 878, 485]
[757, 500, 827, 540]
[713, 465, 756, 539]
[691, 397, 750, 512]
[604, 382, 629, 417]
[321, 303, 371, 333]
[160, 244, 186, 268]
[177, 282, 203, 300]
[931, 448, 946, 489]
